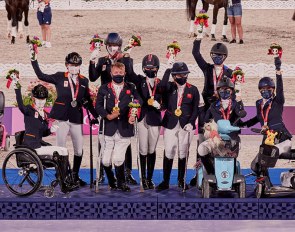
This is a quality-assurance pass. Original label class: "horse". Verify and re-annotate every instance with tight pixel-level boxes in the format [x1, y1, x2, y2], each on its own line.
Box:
[5, 0, 30, 44]
[186, 0, 229, 42]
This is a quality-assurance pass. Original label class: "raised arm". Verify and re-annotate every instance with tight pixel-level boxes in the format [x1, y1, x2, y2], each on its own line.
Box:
[15, 88, 30, 115]
[89, 57, 105, 82]
[158, 68, 172, 92]
[31, 60, 58, 84]
[274, 57, 284, 104]
[192, 39, 209, 72]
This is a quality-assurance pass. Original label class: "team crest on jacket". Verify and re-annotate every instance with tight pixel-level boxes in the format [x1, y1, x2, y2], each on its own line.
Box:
[187, 93, 192, 99]
[35, 112, 39, 118]
[64, 81, 68, 87]
[126, 89, 131, 95]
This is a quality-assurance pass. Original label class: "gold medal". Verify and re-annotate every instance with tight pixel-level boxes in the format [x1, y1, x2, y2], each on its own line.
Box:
[112, 106, 120, 113]
[174, 108, 182, 117]
[147, 98, 154, 106]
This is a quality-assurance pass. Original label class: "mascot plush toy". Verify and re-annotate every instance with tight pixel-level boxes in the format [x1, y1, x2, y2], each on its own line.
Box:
[204, 120, 222, 149]
[264, 130, 278, 146]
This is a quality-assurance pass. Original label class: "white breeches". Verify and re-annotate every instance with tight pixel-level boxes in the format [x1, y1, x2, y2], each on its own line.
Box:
[56, 120, 83, 157]
[138, 117, 160, 156]
[100, 131, 131, 167]
[164, 122, 194, 159]
[35, 146, 68, 157]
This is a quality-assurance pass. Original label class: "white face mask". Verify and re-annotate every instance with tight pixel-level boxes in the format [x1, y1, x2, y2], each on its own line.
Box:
[68, 66, 80, 75]
[107, 46, 119, 56]
[35, 98, 46, 109]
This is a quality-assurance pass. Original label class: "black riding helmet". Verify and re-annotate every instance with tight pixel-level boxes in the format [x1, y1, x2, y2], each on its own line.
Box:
[65, 52, 82, 66]
[216, 76, 234, 89]
[32, 84, 48, 99]
[171, 62, 190, 75]
[210, 43, 228, 57]
[142, 54, 160, 70]
[104, 33, 123, 47]
[258, 77, 275, 89]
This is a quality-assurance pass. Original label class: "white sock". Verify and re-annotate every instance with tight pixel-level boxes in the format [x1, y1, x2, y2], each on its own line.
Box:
[7, 19, 12, 32]
[11, 26, 17, 37]
[210, 24, 216, 35]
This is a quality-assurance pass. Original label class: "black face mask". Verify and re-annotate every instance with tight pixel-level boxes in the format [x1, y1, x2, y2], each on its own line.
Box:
[144, 70, 157, 78]
[175, 77, 187, 86]
[112, 75, 124, 84]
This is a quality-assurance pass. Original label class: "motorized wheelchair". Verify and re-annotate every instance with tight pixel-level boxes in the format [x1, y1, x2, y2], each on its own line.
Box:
[251, 128, 295, 198]
[197, 120, 246, 198]
[2, 131, 77, 197]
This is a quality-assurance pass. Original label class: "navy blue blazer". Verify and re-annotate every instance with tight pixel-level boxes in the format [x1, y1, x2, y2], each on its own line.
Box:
[243, 74, 292, 142]
[15, 88, 51, 149]
[128, 72, 164, 126]
[32, 60, 97, 124]
[160, 69, 200, 130]
[95, 82, 143, 137]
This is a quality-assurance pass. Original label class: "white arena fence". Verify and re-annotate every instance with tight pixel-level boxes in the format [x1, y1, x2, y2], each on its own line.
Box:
[1, 63, 295, 79]
[0, 0, 294, 10]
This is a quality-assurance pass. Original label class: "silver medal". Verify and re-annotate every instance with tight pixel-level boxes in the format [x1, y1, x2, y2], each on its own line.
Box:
[71, 100, 77, 108]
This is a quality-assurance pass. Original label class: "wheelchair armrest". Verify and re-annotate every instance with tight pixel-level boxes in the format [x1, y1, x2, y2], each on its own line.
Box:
[279, 152, 295, 160]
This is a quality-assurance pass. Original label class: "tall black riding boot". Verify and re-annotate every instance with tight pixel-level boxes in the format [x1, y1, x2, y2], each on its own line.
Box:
[53, 152, 79, 193]
[125, 145, 137, 185]
[72, 155, 87, 186]
[156, 155, 173, 191]
[115, 163, 131, 192]
[97, 146, 105, 184]
[200, 154, 215, 175]
[178, 158, 189, 190]
[103, 165, 117, 190]
[147, 152, 156, 189]
[139, 154, 148, 190]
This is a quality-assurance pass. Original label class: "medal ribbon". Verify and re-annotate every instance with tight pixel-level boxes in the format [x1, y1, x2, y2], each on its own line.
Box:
[31, 103, 47, 120]
[176, 85, 186, 109]
[110, 83, 122, 106]
[146, 77, 158, 98]
[213, 67, 224, 94]
[68, 75, 80, 101]
[260, 101, 272, 126]
[219, 100, 232, 120]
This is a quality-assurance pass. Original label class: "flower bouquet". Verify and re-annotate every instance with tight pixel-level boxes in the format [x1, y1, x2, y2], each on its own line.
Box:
[268, 42, 282, 58]
[194, 10, 209, 33]
[30, 36, 42, 60]
[6, 69, 21, 89]
[128, 99, 141, 118]
[89, 34, 104, 52]
[123, 35, 142, 53]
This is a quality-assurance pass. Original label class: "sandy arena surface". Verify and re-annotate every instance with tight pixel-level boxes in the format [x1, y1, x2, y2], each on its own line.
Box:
[0, 8, 295, 169]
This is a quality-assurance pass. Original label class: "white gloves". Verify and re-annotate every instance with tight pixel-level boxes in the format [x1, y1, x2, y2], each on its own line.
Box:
[90, 48, 101, 62]
[152, 100, 161, 110]
[29, 44, 37, 61]
[196, 25, 204, 40]
[184, 123, 194, 132]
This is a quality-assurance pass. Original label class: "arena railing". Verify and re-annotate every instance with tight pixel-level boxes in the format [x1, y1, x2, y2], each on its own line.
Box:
[0, 0, 294, 10]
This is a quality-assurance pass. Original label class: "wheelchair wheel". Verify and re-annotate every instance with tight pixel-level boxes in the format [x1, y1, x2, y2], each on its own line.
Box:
[2, 148, 43, 196]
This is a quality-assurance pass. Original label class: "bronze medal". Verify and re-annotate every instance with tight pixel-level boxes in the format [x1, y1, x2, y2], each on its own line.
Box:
[174, 108, 182, 117]
[147, 98, 154, 106]
[113, 106, 120, 113]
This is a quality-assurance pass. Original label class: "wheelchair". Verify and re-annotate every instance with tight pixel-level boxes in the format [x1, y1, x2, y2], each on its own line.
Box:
[2, 131, 77, 197]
